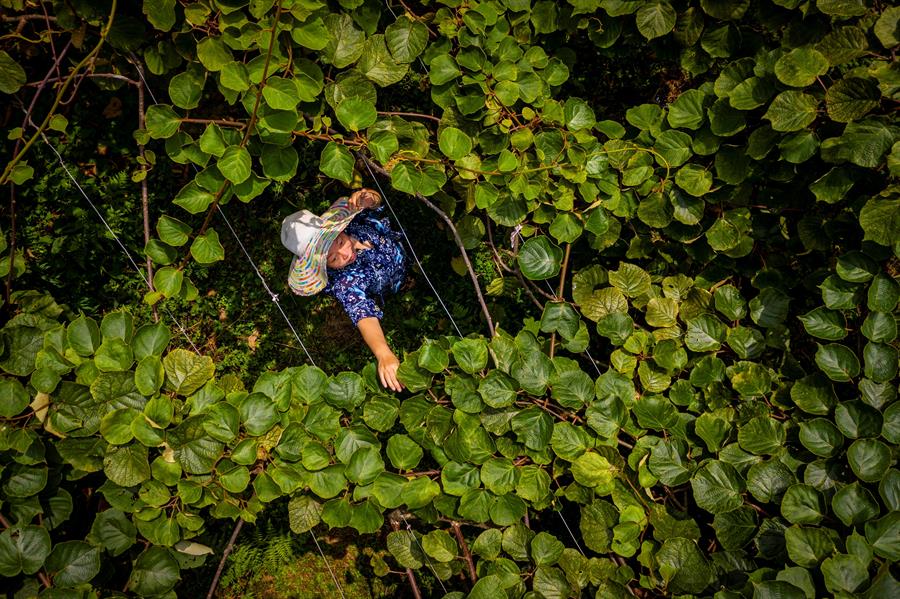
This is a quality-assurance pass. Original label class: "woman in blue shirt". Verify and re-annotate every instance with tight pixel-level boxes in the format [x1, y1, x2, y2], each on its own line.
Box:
[282, 188, 407, 391]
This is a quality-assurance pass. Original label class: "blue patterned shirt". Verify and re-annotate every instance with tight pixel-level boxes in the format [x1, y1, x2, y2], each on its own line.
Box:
[325, 208, 407, 325]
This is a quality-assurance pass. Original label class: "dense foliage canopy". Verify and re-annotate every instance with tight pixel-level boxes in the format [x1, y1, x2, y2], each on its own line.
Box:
[1, 0, 898, 597]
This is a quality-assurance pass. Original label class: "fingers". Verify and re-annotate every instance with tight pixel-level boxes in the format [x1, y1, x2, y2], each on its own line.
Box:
[378, 360, 404, 392]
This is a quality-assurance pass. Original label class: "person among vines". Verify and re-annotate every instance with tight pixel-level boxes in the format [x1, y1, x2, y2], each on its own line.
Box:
[281, 187, 407, 391]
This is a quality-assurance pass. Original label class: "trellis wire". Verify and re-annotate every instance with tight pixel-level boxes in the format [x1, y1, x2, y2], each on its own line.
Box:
[27, 119, 201, 354]
[131, 60, 317, 367]
[133, 61, 350, 598]
[360, 158, 464, 338]
[399, 513, 449, 594]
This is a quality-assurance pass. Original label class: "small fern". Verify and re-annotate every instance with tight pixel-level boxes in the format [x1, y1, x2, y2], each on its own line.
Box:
[218, 518, 301, 595]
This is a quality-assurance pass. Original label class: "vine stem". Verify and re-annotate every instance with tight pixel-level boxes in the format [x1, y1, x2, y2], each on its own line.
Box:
[548, 243, 572, 360]
[450, 521, 477, 584]
[5, 37, 73, 307]
[134, 60, 158, 323]
[178, 0, 283, 269]
[377, 110, 440, 123]
[356, 152, 496, 337]
[389, 518, 423, 599]
[23, 72, 139, 87]
[205, 518, 244, 599]
[0, 0, 118, 186]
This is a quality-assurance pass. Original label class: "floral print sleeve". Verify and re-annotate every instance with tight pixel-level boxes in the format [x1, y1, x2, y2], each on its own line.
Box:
[325, 208, 407, 326]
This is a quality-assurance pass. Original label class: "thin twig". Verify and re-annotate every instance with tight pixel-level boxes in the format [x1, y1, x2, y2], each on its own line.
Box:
[1, 14, 57, 22]
[451, 522, 477, 584]
[0, 0, 118, 186]
[485, 218, 514, 274]
[5, 39, 74, 305]
[134, 60, 158, 323]
[24, 72, 139, 87]
[377, 110, 441, 123]
[549, 243, 571, 360]
[179, 0, 283, 267]
[206, 518, 244, 599]
[389, 518, 423, 599]
[181, 117, 246, 128]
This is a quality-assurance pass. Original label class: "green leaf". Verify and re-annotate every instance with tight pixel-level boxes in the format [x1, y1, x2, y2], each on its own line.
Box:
[429, 57, 462, 91]
[196, 36, 232, 71]
[163, 349, 215, 396]
[774, 48, 829, 87]
[822, 554, 869, 594]
[262, 76, 300, 110]
[874, 6, 900, 48]
[668, 89, 707, 130]
[358, 34, 408, 86]
[438, 127, 473, 160]
[764, 91, 819, 132]
[865, 512, 900, 560]
[336, 97, 377, 132]
[713, 506, 756, 551]
[656, 538, 714, 595]
[128, 547, 180, 596]
[0, 525, 51, 576]
[815, 343, 860, 382]
[738, 416, 786, 455]
[0, 377, 28, 417]
[685, 314, 726, 352]
[564, 98, 596, 130]
[799, 418, 844, 457]
[691, 460, 744, 514]
[217, 146, 252, 184]
[518, 236, 563, 280]
[847, 438, 891, 482]
[422, 529, 457, 562]
[798, 307, 846, 340]
[88, 509, 136, 557]
[859, 197, 900, 247]
[750, 288, 790, 328]
[826, 77, 881, 123]
[103, 444, 151, 487]
[817, 0, 867, 18]
[288, 495, 322, 534]
[190, 229, 225, 265]
[868, 274, 900, 312]
[609, 263, 651, 298]
[220, 61, 251, 91]
[675, 164, 713, 196]
[572, 452, 616, 488]
[45, 540, 100, 587]
[832, 482, 880, 526]
[319, 141, 354, 184]
[168, 69, 204, 110]
[636, 1, 676, 40]
[322, 14, 365, 68]
[785, 525, 835, 568]
[0, 50, 27, 94]
[385, 16, 428, 63]
[511, 407, 553, 451]
[781, 484, 825, 525]
[451, 338, 488, 374]
[145, 105, 181, 139]
[260, 145, 298, 182]
[173, 181, 215, 214]
[156, 215, 191, 247]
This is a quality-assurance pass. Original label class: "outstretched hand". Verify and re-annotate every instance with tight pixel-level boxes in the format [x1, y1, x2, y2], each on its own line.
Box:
[377, 351, 404, 392]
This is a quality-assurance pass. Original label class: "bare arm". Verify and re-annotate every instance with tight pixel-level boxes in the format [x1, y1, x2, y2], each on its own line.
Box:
[357, 316, 403, 392]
